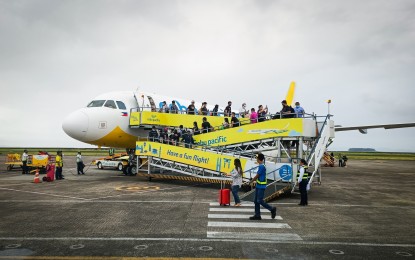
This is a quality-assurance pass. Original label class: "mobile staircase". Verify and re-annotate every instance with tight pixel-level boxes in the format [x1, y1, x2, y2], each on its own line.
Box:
[130, 111, 334, 201]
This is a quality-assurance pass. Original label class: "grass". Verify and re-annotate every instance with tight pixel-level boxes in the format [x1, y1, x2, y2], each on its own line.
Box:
[0, 148, 127, 157]
[0, 148, 414, 160]
[331, 152, 415, 161]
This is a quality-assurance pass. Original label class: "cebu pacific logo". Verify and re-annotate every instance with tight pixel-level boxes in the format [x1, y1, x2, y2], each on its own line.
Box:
[148, 114, 160, 122]
[198, 136, 227, 146]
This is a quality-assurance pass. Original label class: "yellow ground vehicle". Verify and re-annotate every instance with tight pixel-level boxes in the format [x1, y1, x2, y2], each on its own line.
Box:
[5, 153, 55, 173]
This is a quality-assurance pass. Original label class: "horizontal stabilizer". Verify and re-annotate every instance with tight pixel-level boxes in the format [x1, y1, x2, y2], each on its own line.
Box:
[335, 123, 415, 134]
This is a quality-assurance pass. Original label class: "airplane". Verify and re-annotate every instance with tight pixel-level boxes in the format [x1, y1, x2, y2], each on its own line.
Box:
[62, 91, 228, 149]
[62, 86, 415, 149]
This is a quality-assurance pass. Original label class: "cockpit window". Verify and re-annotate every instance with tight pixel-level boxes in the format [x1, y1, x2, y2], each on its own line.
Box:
[116, 101, 126, 110]
[87, 100, 106, 107]
[104, 100, 117, 109]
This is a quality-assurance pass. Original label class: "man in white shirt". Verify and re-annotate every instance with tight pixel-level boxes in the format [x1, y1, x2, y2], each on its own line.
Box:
[239, 103, 248, 118]
[76, 152, 84, 175]
[21, 149, 29, 174]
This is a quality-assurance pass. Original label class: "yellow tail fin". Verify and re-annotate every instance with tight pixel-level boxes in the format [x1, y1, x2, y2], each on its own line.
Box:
[285, 81, 296, 106]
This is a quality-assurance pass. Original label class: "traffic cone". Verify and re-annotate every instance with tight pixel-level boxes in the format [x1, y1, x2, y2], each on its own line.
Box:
[33, 170, 41, 183]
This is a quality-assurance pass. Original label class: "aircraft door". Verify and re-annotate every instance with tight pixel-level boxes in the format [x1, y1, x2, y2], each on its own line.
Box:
[147, 96, 157, 112]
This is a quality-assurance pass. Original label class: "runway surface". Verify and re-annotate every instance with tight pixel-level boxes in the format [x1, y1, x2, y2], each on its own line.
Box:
[0, 155, 414, 259]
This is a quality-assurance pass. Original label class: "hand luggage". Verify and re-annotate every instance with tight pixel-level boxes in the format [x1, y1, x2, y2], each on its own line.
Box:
[46, 164, 55, 181]
[219, 188, 230, 206]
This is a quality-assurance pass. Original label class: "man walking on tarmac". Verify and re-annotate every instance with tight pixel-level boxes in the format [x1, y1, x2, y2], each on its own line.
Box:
[298, 159, 309, 206]
[21, 149, 29, 174]
[76, 151, 84, 175]
[249, 153, 277, 220]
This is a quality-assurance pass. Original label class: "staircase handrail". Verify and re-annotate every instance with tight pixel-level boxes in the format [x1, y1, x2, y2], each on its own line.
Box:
[306, 114, 330, 165]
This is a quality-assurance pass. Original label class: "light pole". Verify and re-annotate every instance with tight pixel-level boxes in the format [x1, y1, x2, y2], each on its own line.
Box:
[327, 99, 332, 118]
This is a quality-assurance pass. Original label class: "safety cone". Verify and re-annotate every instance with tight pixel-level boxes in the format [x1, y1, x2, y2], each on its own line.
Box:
[33, 170, 41, 183]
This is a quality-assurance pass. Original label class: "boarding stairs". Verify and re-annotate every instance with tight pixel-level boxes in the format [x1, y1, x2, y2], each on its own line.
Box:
[130, 111, 318, 161]
[135, 140, 294, 201]
[292, 115, 333, 192]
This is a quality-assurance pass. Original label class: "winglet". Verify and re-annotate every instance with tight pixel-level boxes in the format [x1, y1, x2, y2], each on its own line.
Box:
[285, 81, 296, 106]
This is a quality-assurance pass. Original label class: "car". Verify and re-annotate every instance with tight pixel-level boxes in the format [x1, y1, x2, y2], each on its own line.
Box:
[94, 155, 129, 171]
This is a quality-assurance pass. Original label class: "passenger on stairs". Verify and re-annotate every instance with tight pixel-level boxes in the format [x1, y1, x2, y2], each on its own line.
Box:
[228, 158, 243, 207]
[239, 103, 248, 118]
[249, 153, 277, 220]
[181, 130, 194, 148]
[224, 101, 232, 117]
[250, 108, 258, 124]
[280, 100, 295, 118]
[294, 101, 305, 118]
[187, 100, 196, 115]
[148, 126, 159, 142]
[169, 100, 179, 114]
[159, 128, 168, 144]
[199, 102, 209, 116]
[192, 122, 200, 135]
[257, 105, 268, 122]
[222, 118, 230, 129]
[211, 104, 219, 116]
[231, 112, 240, 127]
[201, 117, 213, 133]
[160, 101, 169, 113]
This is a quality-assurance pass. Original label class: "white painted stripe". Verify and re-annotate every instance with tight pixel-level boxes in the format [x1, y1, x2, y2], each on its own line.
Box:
[0, 187, 88, 200]
[208, 221, 291, 229]
[210, 207, 273, 213]
[207, 231, 302, 241]
[208, 214, 282, 220]
[210, 202, 254, 206]
[1, 237, 413, 248]
[0, 198, 412, 209]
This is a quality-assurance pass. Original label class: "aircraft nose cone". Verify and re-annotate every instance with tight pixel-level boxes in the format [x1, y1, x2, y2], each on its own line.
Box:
[62, 110, 89, 141]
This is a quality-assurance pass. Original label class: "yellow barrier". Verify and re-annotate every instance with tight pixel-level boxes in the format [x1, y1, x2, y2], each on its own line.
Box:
[135, 141, 252, 175]
[130, 111, 230, 129]
[193, 118, 306, 147]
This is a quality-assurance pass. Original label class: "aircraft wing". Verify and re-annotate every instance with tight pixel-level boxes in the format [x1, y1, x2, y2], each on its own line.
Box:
[335, 123, 415, 134]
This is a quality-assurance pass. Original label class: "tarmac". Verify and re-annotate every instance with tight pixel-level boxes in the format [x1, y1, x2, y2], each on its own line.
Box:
[0, 155, 414, 259]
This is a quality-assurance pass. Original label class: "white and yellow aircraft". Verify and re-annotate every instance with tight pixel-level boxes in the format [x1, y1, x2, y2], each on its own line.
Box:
[62, 84, 415, 149]
[62, 91, 227, 148]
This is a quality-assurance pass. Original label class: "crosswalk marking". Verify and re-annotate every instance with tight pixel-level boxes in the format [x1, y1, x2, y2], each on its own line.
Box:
[208, 221, 291, 229]
[208, 213, 283, 220]
[209, 207, 273, 213]
[209, 202, 254, 206]
[207, 231, 302, 241]
[206, 201, 301, 241]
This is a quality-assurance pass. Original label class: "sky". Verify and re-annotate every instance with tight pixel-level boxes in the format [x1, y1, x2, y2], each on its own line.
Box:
[0, 0, 414, 152]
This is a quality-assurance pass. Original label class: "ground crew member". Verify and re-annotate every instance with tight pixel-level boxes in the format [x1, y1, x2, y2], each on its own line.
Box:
[76, 151, 84, 175]
[297, 159, 309, 206]
[249, 153, 277, 220]
[55, 151, 64, 180]
[21, 149, 29, 174]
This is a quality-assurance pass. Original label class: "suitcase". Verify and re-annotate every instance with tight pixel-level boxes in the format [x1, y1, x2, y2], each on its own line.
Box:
[219, 189, 230, 206]
[46, 164, 55, 181]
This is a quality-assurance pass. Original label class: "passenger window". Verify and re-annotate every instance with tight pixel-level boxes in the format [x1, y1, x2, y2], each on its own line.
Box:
[104, 100, 117, 109]
[87, 100, 105, 107]
[116, 101, 127, 110]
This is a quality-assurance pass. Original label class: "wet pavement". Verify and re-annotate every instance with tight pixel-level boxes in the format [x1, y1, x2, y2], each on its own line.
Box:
[0, 155, 414, 259]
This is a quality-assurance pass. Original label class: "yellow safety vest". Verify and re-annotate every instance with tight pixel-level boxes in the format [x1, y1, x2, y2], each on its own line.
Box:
[256, 165, 267, 185]
[56, 155, 63, 167]
[297, 165, 309, 179]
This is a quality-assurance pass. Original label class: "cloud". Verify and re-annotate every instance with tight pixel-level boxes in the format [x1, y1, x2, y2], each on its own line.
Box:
[0, 0, 414, 151]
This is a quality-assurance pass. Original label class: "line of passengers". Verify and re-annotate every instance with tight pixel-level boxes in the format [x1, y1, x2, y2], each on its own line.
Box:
[158, 99, 305, 121]
[148, 125, 196, 148]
